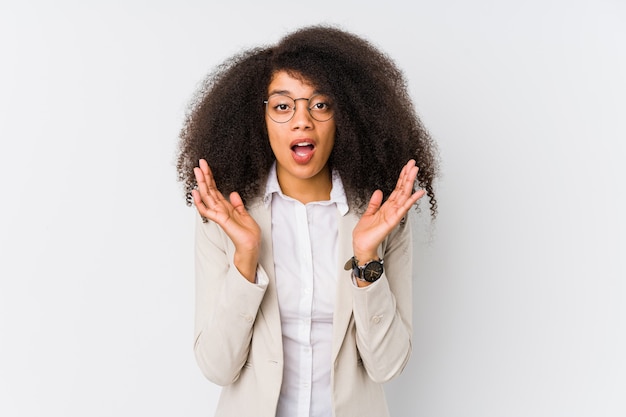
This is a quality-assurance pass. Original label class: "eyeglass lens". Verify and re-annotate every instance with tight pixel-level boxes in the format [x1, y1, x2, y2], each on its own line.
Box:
[265, 94, 333, 123]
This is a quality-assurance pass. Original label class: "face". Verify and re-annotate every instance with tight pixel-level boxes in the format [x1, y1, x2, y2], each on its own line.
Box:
[265, 71, 336, 193]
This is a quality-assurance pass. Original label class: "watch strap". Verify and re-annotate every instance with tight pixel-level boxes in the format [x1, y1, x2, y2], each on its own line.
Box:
[344, 256, 384, 283]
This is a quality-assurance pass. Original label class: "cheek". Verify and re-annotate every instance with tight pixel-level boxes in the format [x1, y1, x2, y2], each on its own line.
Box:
[324, 126, 337, 150]
[265, 122, 278, 148]
[265, 127, 286, 159]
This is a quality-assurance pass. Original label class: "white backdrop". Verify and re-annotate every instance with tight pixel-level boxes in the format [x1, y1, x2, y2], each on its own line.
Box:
[1, 1, 625, 416]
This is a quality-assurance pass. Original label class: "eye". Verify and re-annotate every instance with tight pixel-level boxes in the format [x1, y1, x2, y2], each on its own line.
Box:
[267, 95, 294, 113]
[309, 96, 332, 112]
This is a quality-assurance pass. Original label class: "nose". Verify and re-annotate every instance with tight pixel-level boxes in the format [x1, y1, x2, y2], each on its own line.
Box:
[291, 100, 313, 129]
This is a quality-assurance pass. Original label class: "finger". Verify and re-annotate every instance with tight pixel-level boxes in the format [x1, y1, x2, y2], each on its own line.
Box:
[396, 160, 414, 190]
[400, 160, 418, 189]
[191, 189, 209, 216]
[385, 189, 425, 224]
[388, 161, 417, 204]
[400, 165, 419, 198]
[198, 159, 219, 194]
[229, 192, 247, 215]
[194, 166, 216, 207]
[394, 160, 412, 190]
[199, 158, 210, 175]
[363, 190, 383, 216]
[196, 160, 224, 208]
[191, 188, 202, 206]
[405, 189, 425, 209]
[194, 164, 206, 187]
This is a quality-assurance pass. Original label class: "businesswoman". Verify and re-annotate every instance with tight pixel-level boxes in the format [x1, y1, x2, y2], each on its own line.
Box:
[176, 25, 439, 417]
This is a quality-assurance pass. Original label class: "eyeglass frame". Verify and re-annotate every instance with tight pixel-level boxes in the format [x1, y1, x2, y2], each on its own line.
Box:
[263, 93, 335, 123]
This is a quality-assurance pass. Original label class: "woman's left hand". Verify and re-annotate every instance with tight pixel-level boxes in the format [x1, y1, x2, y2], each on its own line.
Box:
[352, 159, 425, 267]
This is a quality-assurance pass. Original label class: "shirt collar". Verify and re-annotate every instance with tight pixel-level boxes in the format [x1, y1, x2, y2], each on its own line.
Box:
[263, 162, 349, 215]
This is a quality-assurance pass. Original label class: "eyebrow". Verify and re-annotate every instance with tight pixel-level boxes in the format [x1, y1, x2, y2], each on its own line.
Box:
[268, 89, 289, 96]
[267, 89, 320, 97]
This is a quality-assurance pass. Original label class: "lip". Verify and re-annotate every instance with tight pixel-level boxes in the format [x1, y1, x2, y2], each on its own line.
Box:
[290, 138, 316, 165]
[289, 138, 317, 148]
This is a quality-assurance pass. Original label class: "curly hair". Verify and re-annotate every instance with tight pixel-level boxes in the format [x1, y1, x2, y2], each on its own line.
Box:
[176, 25, 439, 217]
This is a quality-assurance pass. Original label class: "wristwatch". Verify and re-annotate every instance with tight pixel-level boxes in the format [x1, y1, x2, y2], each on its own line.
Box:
[345, 256, 384, 283]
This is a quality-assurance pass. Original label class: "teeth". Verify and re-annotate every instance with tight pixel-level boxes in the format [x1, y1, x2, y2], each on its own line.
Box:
[295, 142, 312, 147]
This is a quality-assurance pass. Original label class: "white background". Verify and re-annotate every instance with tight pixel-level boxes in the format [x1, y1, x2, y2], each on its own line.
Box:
[1, 1, 625, 416]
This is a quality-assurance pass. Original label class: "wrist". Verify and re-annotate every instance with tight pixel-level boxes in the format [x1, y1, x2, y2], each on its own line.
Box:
[233, 251, 259, 283]
[352, 250, 380, 266]
[354, 276, 373, 287]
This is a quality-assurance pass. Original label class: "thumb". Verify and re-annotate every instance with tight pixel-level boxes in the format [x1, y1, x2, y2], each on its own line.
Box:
[363, 190, 383, 216]
[229, 192, 247, 214]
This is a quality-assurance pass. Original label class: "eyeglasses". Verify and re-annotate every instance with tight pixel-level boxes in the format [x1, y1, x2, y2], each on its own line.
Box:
[264, 94, 334, 123]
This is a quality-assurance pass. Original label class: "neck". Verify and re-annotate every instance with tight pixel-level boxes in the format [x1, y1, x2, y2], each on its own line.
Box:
[276, 167, 332, 204]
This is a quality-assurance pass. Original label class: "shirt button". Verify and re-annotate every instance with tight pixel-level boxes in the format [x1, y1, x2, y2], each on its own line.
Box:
[372, 315, 382, 324]
[244, 314, 254, 323]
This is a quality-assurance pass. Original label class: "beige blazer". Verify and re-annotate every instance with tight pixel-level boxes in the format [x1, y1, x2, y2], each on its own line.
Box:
[193, 197, 413, 417]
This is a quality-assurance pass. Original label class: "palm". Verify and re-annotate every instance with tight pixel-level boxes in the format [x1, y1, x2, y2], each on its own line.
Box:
[353, 160, 425, 258]
[192, 159, 261, 253]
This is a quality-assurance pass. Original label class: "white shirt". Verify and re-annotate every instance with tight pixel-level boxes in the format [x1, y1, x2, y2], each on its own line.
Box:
[263, 164, 349, 417]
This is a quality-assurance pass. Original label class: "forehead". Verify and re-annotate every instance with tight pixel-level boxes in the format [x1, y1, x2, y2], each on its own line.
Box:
[267, 70, 318, 96]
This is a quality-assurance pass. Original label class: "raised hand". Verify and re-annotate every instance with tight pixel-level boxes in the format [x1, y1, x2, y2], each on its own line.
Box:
[352, 160, 425, 277]
[192, 159, 261, 281]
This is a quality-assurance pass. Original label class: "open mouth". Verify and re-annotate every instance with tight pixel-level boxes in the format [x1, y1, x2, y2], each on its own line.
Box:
[291, 142, 315, 156]
[290, 141, 316, 164]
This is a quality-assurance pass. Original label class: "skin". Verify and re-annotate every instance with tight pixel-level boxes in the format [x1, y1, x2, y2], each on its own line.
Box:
[265, 71, 336, 204]
[192, 70, 425, 287]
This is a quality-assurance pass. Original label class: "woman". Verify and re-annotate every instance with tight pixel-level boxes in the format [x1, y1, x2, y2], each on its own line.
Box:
[176, 25, 439, 417]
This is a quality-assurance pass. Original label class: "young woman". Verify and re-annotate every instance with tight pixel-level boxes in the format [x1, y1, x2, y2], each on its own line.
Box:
[176, 25, 439, 417]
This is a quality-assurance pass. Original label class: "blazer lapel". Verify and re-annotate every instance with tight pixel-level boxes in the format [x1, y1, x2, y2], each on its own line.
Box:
[331, 210, 359, 362]
[248, 201, 284, 354]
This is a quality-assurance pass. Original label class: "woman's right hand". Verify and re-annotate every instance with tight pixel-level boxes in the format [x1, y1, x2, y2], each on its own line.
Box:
[192, 159, 261, 282]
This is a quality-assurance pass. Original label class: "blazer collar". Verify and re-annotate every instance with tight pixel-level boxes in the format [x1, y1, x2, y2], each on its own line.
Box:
[262, 162, 349, 216]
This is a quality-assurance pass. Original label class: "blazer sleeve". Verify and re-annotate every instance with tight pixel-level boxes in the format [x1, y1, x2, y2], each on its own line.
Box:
[193, 214, 269, 386]
[351, 213, 414, 383]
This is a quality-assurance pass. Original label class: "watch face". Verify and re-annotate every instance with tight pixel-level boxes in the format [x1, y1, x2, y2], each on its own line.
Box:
[363, 261, 384, 282]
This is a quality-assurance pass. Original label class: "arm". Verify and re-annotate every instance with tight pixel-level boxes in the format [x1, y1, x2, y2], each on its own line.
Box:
[193, 216, 268, 385]
[351, 216, 413, 383]
[191, 159, 266, 385]
[350, 159, 423, 382]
